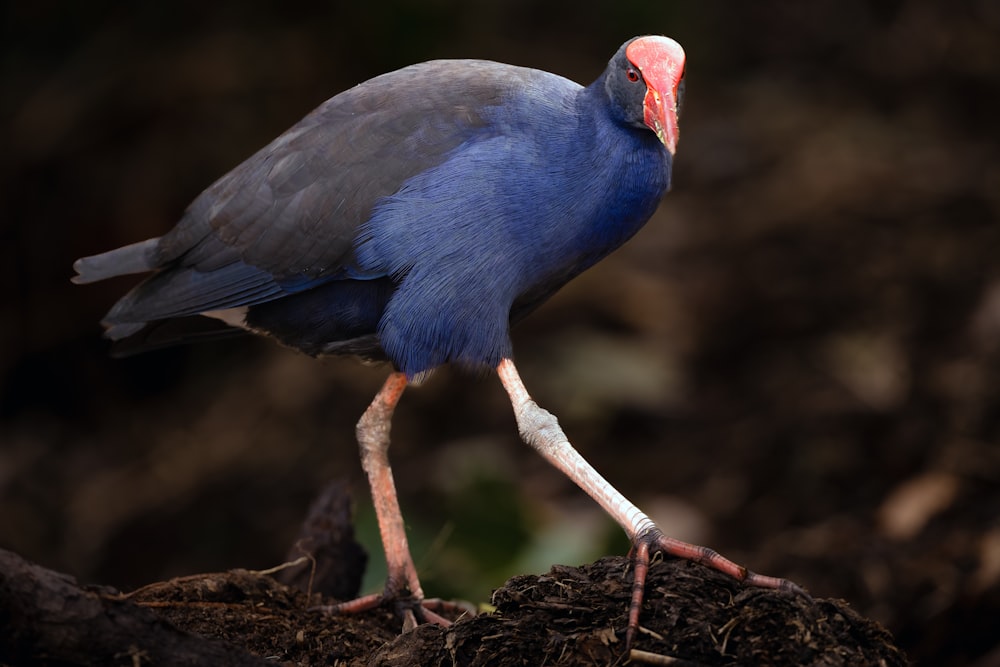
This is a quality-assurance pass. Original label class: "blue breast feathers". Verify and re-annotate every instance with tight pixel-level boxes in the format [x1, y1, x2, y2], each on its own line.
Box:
[354, 96, 670, 376]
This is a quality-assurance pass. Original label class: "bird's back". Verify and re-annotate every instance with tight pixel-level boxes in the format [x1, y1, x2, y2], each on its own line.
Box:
[73, 57, 669, 374]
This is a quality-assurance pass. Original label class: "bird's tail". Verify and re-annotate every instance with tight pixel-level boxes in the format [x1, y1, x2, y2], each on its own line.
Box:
[71, 238, 161, 284]
[107, 316, 246, 356]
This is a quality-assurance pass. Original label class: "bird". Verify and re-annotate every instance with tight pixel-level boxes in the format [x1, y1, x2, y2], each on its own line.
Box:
[73, 35, 802, 646]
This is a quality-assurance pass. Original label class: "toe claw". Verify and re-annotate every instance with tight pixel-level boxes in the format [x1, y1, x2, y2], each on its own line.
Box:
[401, 608, 419, 632]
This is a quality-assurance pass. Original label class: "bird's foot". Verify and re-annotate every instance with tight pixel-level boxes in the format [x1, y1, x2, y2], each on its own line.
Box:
[624, 526, 809, 649]
[314, 592, 472, 632]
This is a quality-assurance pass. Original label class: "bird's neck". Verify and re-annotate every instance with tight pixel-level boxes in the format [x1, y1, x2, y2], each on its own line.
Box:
[571, 83, 672, 249]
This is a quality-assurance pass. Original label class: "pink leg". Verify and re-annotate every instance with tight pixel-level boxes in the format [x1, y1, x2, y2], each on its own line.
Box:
[316, 373, 451, 629]
[496, 358, 806, 648]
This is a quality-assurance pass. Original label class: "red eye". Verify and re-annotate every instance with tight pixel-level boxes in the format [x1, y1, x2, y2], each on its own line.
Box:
[626, 68, 640, 83]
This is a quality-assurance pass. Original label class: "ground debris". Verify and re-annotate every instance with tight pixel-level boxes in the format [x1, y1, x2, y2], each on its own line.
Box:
[1, 548, 906, 666]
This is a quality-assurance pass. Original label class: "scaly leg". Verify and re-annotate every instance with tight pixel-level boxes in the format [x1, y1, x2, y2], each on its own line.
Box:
[316, 372, 450, 629]
[496, 358, 806, 648]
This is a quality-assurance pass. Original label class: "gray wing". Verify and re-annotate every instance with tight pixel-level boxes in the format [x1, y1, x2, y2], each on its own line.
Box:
[73, 60, 528, 330]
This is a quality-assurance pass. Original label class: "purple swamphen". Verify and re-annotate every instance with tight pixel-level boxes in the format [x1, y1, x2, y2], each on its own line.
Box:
[73, 35, 802, 644]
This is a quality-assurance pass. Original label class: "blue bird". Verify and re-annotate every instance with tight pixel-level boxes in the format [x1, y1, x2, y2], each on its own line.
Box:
[74, 36, 801, 644]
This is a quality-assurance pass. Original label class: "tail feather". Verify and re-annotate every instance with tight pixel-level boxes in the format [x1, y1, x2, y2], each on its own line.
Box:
[72, 238, 161, 284]
[108, 316, 246, 357]
[104, 322, 149, 341]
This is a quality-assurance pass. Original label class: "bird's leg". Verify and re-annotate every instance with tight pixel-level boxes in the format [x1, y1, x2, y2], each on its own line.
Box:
[496, 358, 806, 648]
[316, 372, 450, 630]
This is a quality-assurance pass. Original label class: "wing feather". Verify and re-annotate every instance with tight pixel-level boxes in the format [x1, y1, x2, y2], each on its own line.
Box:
[79, 60, 548, 331]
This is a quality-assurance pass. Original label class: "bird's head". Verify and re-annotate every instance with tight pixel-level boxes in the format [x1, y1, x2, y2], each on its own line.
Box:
[605, 35, 686, 155]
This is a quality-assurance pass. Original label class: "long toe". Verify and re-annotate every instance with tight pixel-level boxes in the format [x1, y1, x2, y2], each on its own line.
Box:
[625, 527, 809, 649]
[313, 592, 384, 616]
[314, 592, 470, 632]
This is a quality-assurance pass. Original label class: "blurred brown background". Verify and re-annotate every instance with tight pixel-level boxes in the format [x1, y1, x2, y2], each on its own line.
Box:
[2, 2, 999, 665]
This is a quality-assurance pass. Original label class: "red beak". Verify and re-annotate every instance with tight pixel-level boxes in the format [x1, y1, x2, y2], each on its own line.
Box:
[625, 36, 686, 155]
